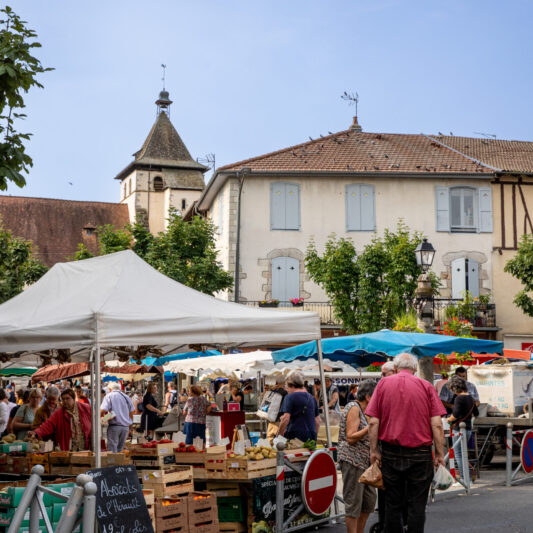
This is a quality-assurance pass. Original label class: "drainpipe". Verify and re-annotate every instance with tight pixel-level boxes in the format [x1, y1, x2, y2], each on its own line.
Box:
[234, 167, 251, 302]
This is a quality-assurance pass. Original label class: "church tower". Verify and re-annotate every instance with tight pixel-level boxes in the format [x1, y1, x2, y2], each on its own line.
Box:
[115, 90, 208, 233]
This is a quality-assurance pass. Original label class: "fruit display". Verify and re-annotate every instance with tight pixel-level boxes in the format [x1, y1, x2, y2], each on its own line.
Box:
[242, 447, 276, 461]
[1, 435, 17, 444]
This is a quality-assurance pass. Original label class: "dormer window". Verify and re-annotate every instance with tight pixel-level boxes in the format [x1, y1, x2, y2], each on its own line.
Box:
[153, 176, 164, 191]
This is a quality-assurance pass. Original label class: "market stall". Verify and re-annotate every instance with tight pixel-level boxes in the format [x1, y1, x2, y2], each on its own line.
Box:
[0, 250, 327, 532]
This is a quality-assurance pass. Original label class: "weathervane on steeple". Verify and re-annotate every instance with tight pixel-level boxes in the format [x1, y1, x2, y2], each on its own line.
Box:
[156, 64, 172, 117]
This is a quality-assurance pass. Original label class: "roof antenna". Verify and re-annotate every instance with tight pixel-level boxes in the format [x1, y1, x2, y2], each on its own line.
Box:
[341, 91, 362, 132]
[161, 64, 167, 90]
[473, 131, 497, 139]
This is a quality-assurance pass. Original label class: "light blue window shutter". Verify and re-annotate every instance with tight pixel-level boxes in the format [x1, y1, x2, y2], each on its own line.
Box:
[217, 191, 223, 235]
[478, 187, 493, 233]
[451, 257, 466, 299]
[467, 259, 479, 297]
[436, 186, 450, 232]
[360, 185, 375, 231]
[270, 183, 286, 230]
[284, 183, 300, 230]
[345, 184, 361, 231]
[286, 257, 300, 300]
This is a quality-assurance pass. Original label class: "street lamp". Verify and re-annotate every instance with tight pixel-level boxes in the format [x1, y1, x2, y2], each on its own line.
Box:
[414, 238, 436, 273]
[414, 238, 437, 383]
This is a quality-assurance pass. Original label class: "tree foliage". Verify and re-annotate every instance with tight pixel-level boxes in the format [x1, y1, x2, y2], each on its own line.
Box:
[72, 210, 234, 296]
[305, 222, 436, 334]
[504, 233, 533, 317]
[0, 217, 48, 304]
[0, 6, 52, 190]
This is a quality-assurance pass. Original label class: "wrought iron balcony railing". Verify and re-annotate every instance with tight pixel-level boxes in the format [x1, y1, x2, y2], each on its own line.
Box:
[432, 298, 497, 329]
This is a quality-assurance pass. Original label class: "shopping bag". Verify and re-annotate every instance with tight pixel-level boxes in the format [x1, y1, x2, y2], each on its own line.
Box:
[256, 391, 283, 422]
[359, 462, 385, 490]
[432, 464, 454, 490]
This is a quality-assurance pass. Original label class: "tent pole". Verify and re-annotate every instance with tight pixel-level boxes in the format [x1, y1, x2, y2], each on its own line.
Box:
[317, 339, 332, 447]
[89, 355, 95, 453]
[95, 345, 102, 467]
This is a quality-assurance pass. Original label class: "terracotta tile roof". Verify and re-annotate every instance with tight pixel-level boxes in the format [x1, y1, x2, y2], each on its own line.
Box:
[0, 196, 130, 266]
[218, 131, 492, 175]
[429, 135, 533, 173]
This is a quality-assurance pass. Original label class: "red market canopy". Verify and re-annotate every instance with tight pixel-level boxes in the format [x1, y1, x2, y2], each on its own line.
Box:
[31, 362, 161, 384]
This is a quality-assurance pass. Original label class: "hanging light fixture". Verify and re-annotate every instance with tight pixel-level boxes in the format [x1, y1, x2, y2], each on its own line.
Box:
[414, 238, 436, 273]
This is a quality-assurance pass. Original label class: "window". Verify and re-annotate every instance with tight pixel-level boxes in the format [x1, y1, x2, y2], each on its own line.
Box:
[153, 176, 163, 191]
[128, 180, 132, 196]
[271, 257, 300, 302]
[451, 258, 479, 298]
[270, 182, 300, 230]
[436, 186, 492, 233]
[345, 184, 375, 231]
[123, 183, 127, 198]
[181, 198, 187, 210]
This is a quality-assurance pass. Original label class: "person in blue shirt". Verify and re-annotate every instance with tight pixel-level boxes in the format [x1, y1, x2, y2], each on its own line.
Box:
[277, 371, 320, 442]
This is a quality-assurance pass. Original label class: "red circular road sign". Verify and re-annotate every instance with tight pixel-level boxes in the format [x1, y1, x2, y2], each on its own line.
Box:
[520, 429, 533, 475]
[301, 450, 337, 516]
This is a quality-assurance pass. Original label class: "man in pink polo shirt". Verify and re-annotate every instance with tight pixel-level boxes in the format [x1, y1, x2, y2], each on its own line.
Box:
[366, 353, 445, 533]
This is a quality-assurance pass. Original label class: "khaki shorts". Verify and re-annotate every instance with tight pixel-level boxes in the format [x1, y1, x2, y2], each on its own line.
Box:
[340, 461, 377, 518]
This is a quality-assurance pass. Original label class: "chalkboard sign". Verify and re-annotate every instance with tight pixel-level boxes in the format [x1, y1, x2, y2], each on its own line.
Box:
[87, 464, 154, 533]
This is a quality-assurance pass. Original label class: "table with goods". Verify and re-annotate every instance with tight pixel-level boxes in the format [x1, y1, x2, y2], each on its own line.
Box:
[0, 433, 337, 533]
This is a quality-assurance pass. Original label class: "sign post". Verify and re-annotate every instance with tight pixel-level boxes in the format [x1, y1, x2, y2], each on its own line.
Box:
[301, 450, 337, 516]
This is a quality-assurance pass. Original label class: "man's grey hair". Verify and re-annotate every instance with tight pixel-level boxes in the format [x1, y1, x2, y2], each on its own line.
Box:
[394, 353, 418, 372]
[108, 382, 122, 391]
[46, 386, 60, 398]
[286, 371, 305, 388]
[381, 361, 397, 374]
[356, 379, 377, 402]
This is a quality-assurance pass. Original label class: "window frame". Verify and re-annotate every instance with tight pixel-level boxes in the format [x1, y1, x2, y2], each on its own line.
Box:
[345, 183, 376, 232]
[270, 182, 301, 231]
[449, 186, 477, 233]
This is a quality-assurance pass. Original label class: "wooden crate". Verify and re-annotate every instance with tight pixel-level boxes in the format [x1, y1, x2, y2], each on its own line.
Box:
[48, 452, 71, 465]
[132, 454, 176, 469]
[206, 482, 241, 498]
[142, 489, 155, 506]
[28, 453, 49, 466]
[224, 457, 276, 480]
[174, 450, 206, 464]
[219, 522, 246, 533]
[154, 496, 188, 533]
[141, 466, 194, 498]
[284, 448, 311, 463]
[49, 465, 72, 476]
[130, 442, 180, 457]
[188, 492, 218, 533]
[204, 447, 227, 479]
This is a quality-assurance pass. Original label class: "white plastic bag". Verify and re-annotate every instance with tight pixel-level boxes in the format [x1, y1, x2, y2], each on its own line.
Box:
[433, 464, 454, 490]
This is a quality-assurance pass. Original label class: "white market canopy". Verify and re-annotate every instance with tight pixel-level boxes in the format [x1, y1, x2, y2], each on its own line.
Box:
[165, 350, 360, 381]
[0, 250, 321, 361]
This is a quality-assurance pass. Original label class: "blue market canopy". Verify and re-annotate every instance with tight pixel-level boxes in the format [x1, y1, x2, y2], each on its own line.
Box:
[139, 350, 222, 367]
[272, 329, 503, 365]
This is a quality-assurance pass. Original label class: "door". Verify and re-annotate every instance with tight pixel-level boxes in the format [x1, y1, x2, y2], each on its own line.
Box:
[451, 258, 479, 298]
[271, 257, 300, 303]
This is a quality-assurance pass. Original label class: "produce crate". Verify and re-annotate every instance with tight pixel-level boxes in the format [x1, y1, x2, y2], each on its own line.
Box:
[205, 482, 241, 498]
[204, 448, 227, 478]
[49, 465, 73, 476]
[142, 489, 155, 506]
[140, 466, 194, 498]
[130, 442, 180, 457]
[28, 453, 49, 466]
[0, 442, 31, 453]
[284, 448, 312, 463]
[70, 451, 127, 471]
[219, 522, 247, 533]
[154, 496, 188, 532]
[5, 455, 29, 474]
[224, 457, 276, 480]
[217, 496, 244, 523]
[48, 452, 71, 465]
[188, 492, 218, 533]
[132, 454, 176, 469]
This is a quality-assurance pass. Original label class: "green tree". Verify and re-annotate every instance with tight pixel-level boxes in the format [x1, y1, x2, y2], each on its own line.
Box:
[0, 218, 48, 304]
[0, 6, 52, 190]
[504, 233, 533, 317]
[73, 210, 234, 296]
[305, 222, 433, 333]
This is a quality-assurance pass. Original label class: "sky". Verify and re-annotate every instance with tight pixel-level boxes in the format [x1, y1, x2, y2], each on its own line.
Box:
[5, 0, 533, 203]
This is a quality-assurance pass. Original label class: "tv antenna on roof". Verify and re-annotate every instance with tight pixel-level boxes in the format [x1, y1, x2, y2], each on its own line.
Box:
[161, 64, 167, 90]
[473, 131, 497, 139]
[341, 91, 359, 116]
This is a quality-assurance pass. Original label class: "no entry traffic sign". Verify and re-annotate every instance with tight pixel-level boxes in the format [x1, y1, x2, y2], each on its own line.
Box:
[520, 429, 533, 475]
[301, 450, 337, 516]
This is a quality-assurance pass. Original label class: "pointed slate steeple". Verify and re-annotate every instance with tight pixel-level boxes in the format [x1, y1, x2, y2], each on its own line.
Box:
[114, 90, 207, 181]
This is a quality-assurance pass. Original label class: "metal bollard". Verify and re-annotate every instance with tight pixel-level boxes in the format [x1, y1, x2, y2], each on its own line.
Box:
[7, 465, 44, 533]
[55, 474, 91, 533]
[506, 422, 513, 487]
[459, 422, 470, 492]
[275, 441, 286, 533]
[82, 480, 97, 533]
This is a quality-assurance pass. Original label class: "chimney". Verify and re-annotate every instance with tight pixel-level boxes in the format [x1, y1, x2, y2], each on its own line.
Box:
[350, 116, 362, 132]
